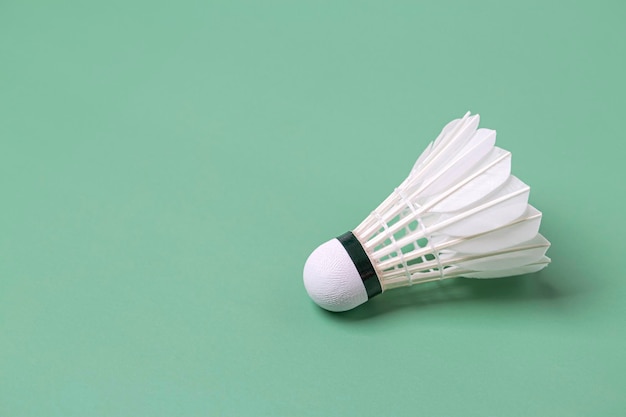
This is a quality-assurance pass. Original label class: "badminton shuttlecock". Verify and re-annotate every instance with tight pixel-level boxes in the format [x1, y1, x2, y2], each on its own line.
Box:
[303, 112, 550, 312]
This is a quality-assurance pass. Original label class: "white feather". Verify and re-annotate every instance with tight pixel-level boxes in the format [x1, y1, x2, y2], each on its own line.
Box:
[416, 128, 497, 198]
[428, 175, 530, 237]
[462, 256, 551, 279]
[450, 234, 550, 271]
[349, 113, 550, 292]
[426, 146, 511, 212]
[413, 114, 479, 182]
[442, 205, 543, 253]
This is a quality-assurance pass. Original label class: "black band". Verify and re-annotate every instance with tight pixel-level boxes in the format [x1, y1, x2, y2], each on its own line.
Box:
[337, 231, 382, 299]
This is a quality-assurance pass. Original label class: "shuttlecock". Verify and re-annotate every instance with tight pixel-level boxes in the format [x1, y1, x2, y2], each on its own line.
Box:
[303, 112, 551, 312]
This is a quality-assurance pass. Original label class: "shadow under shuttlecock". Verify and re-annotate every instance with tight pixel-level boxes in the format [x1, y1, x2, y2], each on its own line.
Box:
[323, 271, 562, 321]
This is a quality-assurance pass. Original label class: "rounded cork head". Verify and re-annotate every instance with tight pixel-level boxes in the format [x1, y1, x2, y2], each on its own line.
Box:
[303, 238, 368, 312]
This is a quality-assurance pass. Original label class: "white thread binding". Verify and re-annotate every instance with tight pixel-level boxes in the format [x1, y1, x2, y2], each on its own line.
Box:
[372, 208, 413, 285]
[394, 188, 445, 281]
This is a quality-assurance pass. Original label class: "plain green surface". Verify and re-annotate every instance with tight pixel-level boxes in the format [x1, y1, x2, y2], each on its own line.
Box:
[2, 1, 625, 416]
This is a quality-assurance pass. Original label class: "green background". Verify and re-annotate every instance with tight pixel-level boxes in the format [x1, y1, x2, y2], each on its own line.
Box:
[2, 1, 625, 416]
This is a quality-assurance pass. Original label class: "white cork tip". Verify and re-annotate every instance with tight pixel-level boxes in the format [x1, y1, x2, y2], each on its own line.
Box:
[303, 238, 368, 312]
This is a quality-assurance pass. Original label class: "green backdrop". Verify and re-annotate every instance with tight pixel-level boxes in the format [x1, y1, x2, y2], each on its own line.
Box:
[2, 1, 625, 416]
